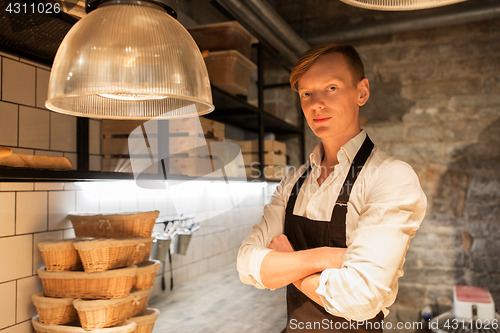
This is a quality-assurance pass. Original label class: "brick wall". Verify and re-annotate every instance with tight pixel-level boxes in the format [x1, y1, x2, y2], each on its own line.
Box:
[352, 19, 500, 328]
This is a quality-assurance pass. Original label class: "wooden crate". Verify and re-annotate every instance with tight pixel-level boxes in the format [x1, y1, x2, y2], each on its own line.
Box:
[101, 118, 225, 174]
[242, 152, 286, 166]
[234, 140, 286, 155]
[169, 136, 210, 156]
[169, 117, 225, 140]
[101, 120, 157, 173]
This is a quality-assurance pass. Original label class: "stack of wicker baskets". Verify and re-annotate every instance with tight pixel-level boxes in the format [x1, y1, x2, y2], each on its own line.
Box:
[32, 211, 162, 333]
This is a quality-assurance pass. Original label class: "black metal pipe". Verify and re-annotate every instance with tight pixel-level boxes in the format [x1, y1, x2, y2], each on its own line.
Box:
[76, 117, 89, 171]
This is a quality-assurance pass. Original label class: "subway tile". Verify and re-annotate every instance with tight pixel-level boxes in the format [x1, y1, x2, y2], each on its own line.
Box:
[0, 235, 32, 283]
[1, 321, 32, 333]
[19, 58, 51, 71]
[138, 196, 155, 212]
[16, 192, 47, 234]
[0, 183, 33, 191]
[50, 113, 77, 152]
[36, 68, 50, 109]
[63, 153, 77, 170]
[9, 148, 33, 155]
[2, 58, 35, 106]
[0, 102, 18, 147]
[99, 197, 120, 213]
[34, 150, 63, 157]
[63, 228, 75, 239]
[34, 183, 64, 191]
[89, 120, 101, 155]
[89, 155, 102, 172]
[63, 183, 81, 191]
[208, 254, 222, 272]
[18, 106, 49, 150]
[173, 266, 188, 286]
[75, 191, 99, 213]
[0, 51, 19, 61]
[33, 231, 63, 274]
[16, 276, 43, 323]
[198, 258, 209, 277]
[0, 281, 16, 329]
[119, 197, 138, 212]
[0, 192, 15, 237]
[187, 263, 200, 281]
[48, 191, 75, 230]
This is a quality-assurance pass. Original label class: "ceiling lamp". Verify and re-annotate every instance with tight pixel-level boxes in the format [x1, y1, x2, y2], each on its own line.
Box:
[339, 0, 467, 11]
[45, 0, 214, 119]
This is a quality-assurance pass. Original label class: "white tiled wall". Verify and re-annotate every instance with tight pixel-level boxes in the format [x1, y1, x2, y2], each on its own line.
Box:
[16, 192, 47, 234]
[0, 102, 18, 147]
[0, 180, 272, 332]
[0, 54, 99, 169]
[0, 281, 16, 329]
[0, 52, 274, 333]
[2, 58, 35, 107]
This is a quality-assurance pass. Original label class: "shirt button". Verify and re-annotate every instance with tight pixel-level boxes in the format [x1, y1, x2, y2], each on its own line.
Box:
[312, 201, 316, 205]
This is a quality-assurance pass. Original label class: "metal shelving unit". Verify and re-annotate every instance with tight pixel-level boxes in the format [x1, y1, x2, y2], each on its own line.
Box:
[0, 4, 305, 183]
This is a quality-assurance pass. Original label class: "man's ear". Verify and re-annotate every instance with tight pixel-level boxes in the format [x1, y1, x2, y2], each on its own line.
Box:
[357, 78, 370, 106]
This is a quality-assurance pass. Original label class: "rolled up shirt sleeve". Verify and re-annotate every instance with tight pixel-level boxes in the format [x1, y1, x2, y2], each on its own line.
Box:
[315, 159, 427, 320]
[237, 174, 291, 289]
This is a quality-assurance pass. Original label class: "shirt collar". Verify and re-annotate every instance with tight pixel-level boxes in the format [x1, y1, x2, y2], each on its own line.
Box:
[309, 130, 367, 167]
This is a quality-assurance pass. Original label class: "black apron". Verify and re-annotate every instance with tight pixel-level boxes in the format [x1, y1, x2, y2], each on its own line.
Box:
[284, 135, 384, 332]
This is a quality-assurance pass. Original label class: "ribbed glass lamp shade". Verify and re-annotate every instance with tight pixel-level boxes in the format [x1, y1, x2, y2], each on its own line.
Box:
[339, 0, 467, 10]
[45, 2, 214, 119]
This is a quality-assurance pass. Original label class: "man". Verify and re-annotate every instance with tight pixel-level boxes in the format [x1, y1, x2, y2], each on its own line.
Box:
[237, 43, 427, 332]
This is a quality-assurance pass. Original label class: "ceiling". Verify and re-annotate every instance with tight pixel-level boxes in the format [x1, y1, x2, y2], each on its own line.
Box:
[271, 0, 500, 44]
[1, 0, 499, 67]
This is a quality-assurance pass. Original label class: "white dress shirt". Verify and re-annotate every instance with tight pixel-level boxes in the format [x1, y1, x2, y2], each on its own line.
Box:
[236, 130, 427, 321]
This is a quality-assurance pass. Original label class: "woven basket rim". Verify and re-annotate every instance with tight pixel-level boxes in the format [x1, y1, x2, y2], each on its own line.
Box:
[68, 211, 160, 222]
[73, 237, 154, 250]
[131, 287, 153, 298]
[73, 294, 134, 311]
[136, 260, 161, 274]
[38, 265, 137, 279]
[38, 238, 95, 251]
[130, 308, 160, 325]
[32, 293, 75, 308]
[32, 316, 136, 333]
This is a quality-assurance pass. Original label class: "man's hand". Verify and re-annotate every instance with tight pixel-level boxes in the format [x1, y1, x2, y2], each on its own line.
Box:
[261, 235, 348, 289]
[268, 234, 294, 252]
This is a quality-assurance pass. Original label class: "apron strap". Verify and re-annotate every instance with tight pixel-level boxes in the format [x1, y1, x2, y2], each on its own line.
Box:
[335, 135, 374, 206]
[285, 165, 312, 216]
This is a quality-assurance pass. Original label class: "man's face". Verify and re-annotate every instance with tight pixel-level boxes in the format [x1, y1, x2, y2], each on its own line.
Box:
[297, 52, 369, 141]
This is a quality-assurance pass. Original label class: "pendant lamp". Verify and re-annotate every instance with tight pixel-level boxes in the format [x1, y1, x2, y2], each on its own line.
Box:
[45, 0, 214, 119]
[339, 0, 467, 11]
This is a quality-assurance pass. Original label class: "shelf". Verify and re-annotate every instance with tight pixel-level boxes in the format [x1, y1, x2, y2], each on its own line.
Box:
[0, 166, 279, 183]
[0, 6, 304, 183]
[206, 86, 302, 135]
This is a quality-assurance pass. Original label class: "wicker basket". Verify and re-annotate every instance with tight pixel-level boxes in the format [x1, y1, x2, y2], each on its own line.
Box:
[74, 238, 154, 273]
[130, 288, 153, 317]
[38, 265, 137, 299]
[68, 211, 159, 239]
[73, 294, 134, 331]
[32, 316, 137, 333]
[32, 293, 78, 325]
[132, 238, 155, 264]
[133, 261, 160, 290]
[130, 308, 160, 333]
[37, 240, 83, 271]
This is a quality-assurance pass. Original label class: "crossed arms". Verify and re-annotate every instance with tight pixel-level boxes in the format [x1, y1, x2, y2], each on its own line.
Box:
[236, 158, 427, 320]
[261, 234, 346, 306]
